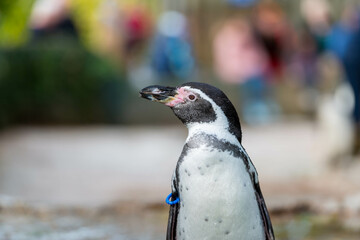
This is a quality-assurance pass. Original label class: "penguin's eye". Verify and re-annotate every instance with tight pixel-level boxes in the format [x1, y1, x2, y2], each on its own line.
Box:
[187, 94, 197, 101]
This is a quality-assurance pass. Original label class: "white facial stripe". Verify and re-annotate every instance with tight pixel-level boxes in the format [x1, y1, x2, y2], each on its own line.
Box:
[181, 86, 239, 146]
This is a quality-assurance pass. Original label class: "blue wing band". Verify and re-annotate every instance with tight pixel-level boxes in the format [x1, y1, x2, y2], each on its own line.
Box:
[166, 193, 180, 205]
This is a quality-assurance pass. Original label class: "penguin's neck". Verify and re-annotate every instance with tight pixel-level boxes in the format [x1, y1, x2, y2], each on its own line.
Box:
[186, 122, 240, 147]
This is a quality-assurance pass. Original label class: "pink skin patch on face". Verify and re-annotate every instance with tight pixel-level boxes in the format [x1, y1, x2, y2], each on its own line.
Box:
[165, 87, 189, 107]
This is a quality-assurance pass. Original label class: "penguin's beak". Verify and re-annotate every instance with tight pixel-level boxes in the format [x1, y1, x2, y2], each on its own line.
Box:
[139, 85, 181, 106]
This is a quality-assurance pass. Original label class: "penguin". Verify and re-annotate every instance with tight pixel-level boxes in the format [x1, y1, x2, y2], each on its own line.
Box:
[140, 82, 275, 240]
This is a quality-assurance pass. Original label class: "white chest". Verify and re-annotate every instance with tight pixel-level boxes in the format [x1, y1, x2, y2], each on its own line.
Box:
[176, 145, 265, 240]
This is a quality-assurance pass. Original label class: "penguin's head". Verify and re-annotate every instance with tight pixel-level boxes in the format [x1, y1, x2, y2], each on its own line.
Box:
[140, 82, 242, 143]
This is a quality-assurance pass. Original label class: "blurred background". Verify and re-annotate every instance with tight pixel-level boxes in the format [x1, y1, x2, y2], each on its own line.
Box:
[0, 0, 360, 239]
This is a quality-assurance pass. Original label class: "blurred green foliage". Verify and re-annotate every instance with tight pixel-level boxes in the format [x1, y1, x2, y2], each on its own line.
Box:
[0, 0, 35, 47]
[0, 0, 137, 127]
[71, 0, 102, 49]
[0, 35, 127, 126]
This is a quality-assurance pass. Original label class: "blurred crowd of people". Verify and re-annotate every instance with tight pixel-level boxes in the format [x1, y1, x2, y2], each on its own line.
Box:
[212, 0, 360, 156]
[1, 0, 359, 155]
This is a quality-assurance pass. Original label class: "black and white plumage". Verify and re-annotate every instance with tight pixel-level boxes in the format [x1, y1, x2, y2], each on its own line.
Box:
[140, 82, 275, 240]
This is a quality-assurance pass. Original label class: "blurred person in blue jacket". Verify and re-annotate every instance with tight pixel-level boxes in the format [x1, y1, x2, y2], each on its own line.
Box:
[343, 17, 360, 155]
[327, 6, 360, 155]
[150, 11, 195, 80]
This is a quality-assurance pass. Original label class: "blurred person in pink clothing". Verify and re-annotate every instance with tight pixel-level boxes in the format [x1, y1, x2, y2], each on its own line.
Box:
[213, 18, 279, 124]
[213, 18, 268, 84]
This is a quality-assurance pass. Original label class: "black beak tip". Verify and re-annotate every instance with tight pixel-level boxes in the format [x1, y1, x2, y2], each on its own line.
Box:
[139, 91, 151, 100]
[139, 85, 177, 101]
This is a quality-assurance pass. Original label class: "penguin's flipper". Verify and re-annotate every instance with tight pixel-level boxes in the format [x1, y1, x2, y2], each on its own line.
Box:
[166, 192, 179, 240]
[254, 184, 275, 240]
